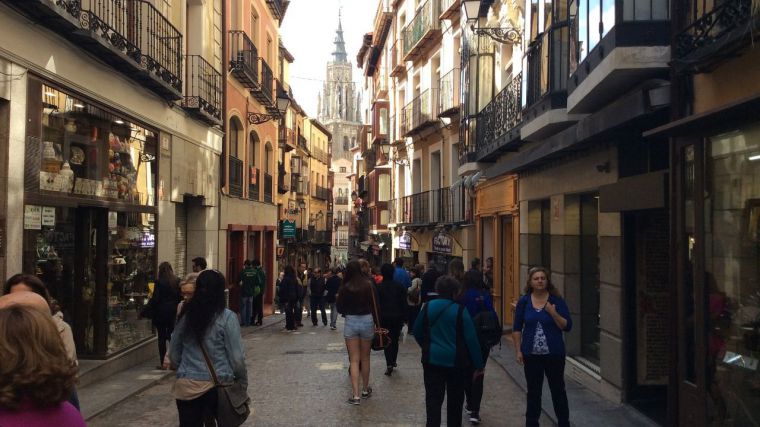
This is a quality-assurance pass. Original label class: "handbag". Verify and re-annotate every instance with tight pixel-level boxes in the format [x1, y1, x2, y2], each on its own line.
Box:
[369, 284, 390, 351]
[198, 340, 251, 427]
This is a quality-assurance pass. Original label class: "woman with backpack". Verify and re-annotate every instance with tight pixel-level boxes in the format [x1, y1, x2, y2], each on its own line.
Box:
[460, 265, 500, 425]
[514, 266, 572, 427]
[278, 266, 301, 331]
[413, 275, 484, 427]
[169, 269, 248, 426]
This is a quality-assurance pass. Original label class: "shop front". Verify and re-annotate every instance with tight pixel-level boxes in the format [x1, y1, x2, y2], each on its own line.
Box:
[22, 76, 157, 358]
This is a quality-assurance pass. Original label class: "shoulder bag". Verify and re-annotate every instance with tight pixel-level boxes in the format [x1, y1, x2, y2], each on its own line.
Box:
[198, 339, 251, 427]
[369, 284, 391, 351]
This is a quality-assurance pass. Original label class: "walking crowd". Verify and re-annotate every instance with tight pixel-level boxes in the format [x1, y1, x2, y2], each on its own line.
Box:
[0, 253, 572, 427]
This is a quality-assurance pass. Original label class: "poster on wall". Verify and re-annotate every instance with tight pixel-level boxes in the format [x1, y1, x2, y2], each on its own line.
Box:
[399, 232, 412, 250]
[432, 232, 453, 254]
[24, 205, 42, 230]
[41, 207, 56, 227]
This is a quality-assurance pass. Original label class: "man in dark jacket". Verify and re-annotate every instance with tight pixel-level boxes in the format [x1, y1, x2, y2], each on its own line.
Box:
[278, 266, 301, 331]
[378, 263, 408, 376]
[309, 268, 328, 326]
[464, 258, 485, 292]
[324, 268, 342, 330]
[421, 264, 442, 302]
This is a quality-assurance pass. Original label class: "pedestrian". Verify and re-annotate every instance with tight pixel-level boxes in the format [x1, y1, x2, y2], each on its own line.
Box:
[169, 269, 248, 427]
[310, 267, 328, 326]
[407, 265, 423, 336]
[358, 258, 371, 278]
[484, 257, 494, 294]
[449, 259, 466, 284]
[191, 257, 207, 273]
[238, 260, 255, 327]
[464, 258, 485, 290]
[513, 266, 572, 427]
[413, 276, 484, 427]
[163, 276, 198, 370]
[336, 260, 375, 405]
[460, 264, 498, 425]
[421, 264, 442, 303]
[251, 259, 266, 326]
[4, 275, 79, 410]
[0, 304, 85, 427]
[393, 257, 412, 288]
[324, 268, 342, 330]
[275, 271, 285, 314]
[147, 262, 181, 369]
[278, 266, 301, 331]
[377, 263, 407, 376]
[298, 265, 310, 326]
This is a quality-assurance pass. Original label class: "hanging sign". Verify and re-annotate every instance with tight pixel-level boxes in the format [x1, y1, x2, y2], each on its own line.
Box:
[280, 220, 296, 239]
[432, 232, 453, 255]
[24, 205, 42, 230]
[399, 232, 412, 250]
[41, 207, 56, 227]
[276, 246, 285, 258]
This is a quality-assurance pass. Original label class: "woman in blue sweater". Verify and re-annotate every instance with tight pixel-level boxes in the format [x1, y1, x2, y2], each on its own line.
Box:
[513, 266, 572, 427]
[414, 276, 484, 427]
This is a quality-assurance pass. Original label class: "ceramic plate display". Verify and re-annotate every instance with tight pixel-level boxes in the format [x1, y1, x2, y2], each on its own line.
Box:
[70, 147, 85, 165]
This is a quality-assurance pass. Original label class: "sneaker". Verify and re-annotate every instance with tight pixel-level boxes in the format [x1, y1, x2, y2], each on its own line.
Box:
[330, 326, 337, 330]
[469, 413, 481, 424]
[347, 397, 361, 405]
[361, 387, 372, 399]
[384, 366, 393, 376]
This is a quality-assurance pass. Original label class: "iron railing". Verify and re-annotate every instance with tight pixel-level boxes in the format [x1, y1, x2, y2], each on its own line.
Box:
[439, 67, 460, 114]
[391, 186, 470, 225]
[259, 59, 274, 104]
[249, 166, 260, 200]
[403, 88, 440, 135]
[315, 186, 331, 200]
[476, 72, 522, 154]
[525, 26, 569, 108]
[675, 0, 753, 62]
[277, 164, 290, 194]
[229, 30, 259, 88]
[264, 173, 273, 203]
[183, 55, 222, 124]
[335, 196, 349, 205]
[402, 0, 441, 58]
[229, 157, 243, 197]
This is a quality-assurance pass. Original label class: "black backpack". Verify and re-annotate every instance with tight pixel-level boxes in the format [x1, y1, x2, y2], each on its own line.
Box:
[472, 292, 503, 349]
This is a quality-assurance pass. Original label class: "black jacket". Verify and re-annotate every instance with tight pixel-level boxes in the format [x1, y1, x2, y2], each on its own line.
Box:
[278, 275, 301, 303]
[421, 268, 442, 302]
[464, 268, 485, 290]
[324, 276, 341, 303]
[377, 279, 407, 323]
[151, 277, 180, 326]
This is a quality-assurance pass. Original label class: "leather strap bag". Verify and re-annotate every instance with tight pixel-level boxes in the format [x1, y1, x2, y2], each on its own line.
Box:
[198, 340, 251, 427]
[369, 284, 390, 351]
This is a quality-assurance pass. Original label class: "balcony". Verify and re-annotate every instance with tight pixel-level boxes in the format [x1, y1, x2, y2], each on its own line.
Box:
[373, 0, 393, 46]
[252, 58, 274, 107]
[439, 0, 461, 20]
[248, 166, 260, 200]
[314, 186, 331, 200]
[402, 0, 442, 62]
[391, 186, 470, 225]
[438, 68, 460, 117]
[229, 157, 244, 198]
[9, 0, 182, 100]
[674, 0, 755, 74]
[476, 72, 522, 161]
[229, 30, 259, 89]
[293, 177, 308, 195]
[277, 164, 289, 194]
[567, 1, 670, 113]
[403, 88, 440, 136]
[373, 67, 388, 101]
[298, 134, 308, 151]
[312, 147, 329, 165]
[264, 173, 273, 203]
[182, 55, 222, 125]
[279, 128, 296, 152]
[266, 0, 285, 20]
[335, 196, 349, 205]
[390, 39, 405, 77]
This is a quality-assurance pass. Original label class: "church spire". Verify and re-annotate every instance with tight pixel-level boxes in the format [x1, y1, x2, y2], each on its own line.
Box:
[332, 9, 347, 63]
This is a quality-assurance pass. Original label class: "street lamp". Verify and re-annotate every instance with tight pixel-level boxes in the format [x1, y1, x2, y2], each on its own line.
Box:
[463, 0, 523, 45]
[247, 83, 292, 124]
[298, 200, 306, 240]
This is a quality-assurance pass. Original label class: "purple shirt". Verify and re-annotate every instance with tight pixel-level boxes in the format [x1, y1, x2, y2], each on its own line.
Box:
[0, 401, 85, 427]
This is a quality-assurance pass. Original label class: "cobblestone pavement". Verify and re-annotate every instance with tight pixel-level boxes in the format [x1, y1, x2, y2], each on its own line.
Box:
[89, 313, 552, 426]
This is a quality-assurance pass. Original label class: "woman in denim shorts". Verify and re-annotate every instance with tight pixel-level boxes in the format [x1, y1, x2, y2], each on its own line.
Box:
[336, 260, 375, 405]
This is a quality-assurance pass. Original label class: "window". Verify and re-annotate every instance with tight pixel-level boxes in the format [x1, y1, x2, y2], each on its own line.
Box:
[229, 117, 242, 158]
[343, 136, 349, 151]
[340, 166, 347, 173]
[265, 143, 272, 174]
[250, 7, 259, 46]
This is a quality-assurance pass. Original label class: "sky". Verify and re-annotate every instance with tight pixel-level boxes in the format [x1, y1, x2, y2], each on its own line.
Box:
[280, 0, 375, 118]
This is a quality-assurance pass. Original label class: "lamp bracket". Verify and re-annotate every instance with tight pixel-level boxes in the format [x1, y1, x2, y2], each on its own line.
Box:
[247, 112, 281, 124]
[471, 24, 523, 45]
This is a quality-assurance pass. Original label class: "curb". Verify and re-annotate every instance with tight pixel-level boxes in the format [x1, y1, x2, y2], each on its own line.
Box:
[83, 369, 175, 421]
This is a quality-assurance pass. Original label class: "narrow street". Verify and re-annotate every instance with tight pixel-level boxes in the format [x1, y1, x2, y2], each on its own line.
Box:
[89, 313, 551, 426]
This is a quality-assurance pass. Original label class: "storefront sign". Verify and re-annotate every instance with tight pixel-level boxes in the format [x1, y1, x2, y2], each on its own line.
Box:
[276, 246, 285, 258]
[432, 232, 453, 255]
[24, 205, 42, 230]
[41, 207, 56, 227]
[399, 232, 412, 250]
[281, 220, 296, 239]
[399, 249, 413, 258]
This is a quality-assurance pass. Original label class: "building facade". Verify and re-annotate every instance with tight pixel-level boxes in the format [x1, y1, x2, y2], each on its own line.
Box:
[0, 0, 222, 358]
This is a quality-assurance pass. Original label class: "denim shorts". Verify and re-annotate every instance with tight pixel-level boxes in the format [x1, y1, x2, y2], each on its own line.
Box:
[343, 314, 375, 340]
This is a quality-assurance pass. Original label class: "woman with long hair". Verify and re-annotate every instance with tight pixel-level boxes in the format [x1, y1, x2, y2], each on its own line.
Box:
[377, 263, 407, 376]
[413, 276, 484, 427]
[278, 265, 301, 331]
[0, 305, 85, 426]
[169, 270, 247, 426]
[448, 258, 466, 284]
[513, 266, 572, 427]
[149, 262, 181, 369]
[336, 260, 375, 405]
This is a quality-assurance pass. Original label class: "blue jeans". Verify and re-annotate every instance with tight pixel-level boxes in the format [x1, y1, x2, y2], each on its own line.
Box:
[327, 301, 338, 328]
[240, 296, 253, 326]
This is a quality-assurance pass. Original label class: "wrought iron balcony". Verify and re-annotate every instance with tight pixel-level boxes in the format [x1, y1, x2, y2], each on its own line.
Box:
[9, 0, 182, 100]
[391, 187, 470, 225]
[182, 55, 222, 125]
[314, 186, 331, 200]
[249, 166, 260, 200]
[476, 72, 522, 161]
[229, 156, 244, 198]
[439, 68, 460, 117]
[277, 164, 290, 194]
[279, 128, 296, 151]
[229, 30, 259, 89]
[525, 27, 568, 110]
[252, 59, 274, 107]
[403, 88, 440, 136]
[674, 0, 756, 73]
[293, 177, 308, 195]
[264, 173, 273, 203]
[402, 0, 441, 61]
[437, 185, 469, 224]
